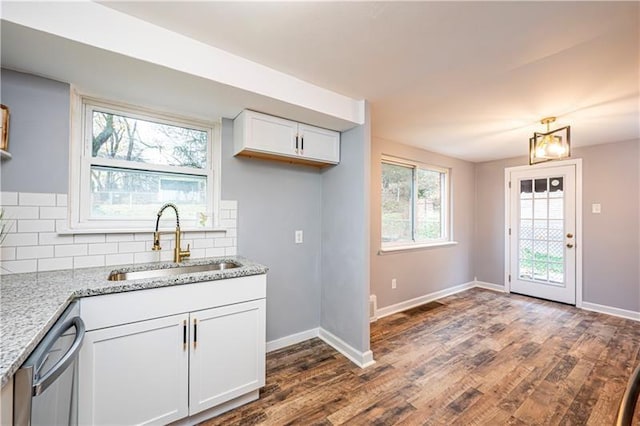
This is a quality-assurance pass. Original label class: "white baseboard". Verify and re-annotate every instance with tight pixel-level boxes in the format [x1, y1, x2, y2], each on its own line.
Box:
[581, 302, 640, 322]
[375, 281, 476, 319]
[266, 328, 320, 353]
[266, 327, 376, 369]
[474, 281, 506, 292]
[319, 328, 375, 368]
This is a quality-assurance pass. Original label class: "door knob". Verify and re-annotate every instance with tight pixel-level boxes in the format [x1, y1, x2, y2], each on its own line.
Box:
[566, 233, 574, 238]
[566, 243, 574, 248]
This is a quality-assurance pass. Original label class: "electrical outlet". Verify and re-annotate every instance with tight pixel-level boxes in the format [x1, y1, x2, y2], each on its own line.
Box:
[391, 278, 397, 289]
[295, 230, 303, 244]
[592, 203, 601, 214]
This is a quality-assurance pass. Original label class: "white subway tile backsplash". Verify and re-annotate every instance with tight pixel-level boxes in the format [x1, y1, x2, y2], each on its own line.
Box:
[1, 259, 37, 274]
[219, 219, 236, 229]
[55, 219, 70, 233]
[214, 238, 233, 248]
[186, 231, 206, 240]
[18, 220, 55, 233]
[55, 244, 88, 257]
[105, 253, 134, 266]
[1, 192, 238, 274]
[74, 255, 105, 269]
[225, 247, 237, 256]
[56, 194, 68, 207]
[39, 206, 67, 219]
[118, 241, 146, 253]
[220, 200, 237, 210]
[193, 238, 214, 249]
[133, 251, 161, 264]
[38, 257, 73, 271]
[19, 193, 56, 207]
[134, 233, 154, 241]
[189, 248, 206, 259]
[1, 247, 16, 261]
[2, 206, 39, 219]
[17, 245, 54, 260]
[2, 220, 16, 235]
[159, 251, 174, 262]
[1, 192, 18, 206]
[106, 234, 135, 242]
[39, 232, 74, 245]
[205, 230, 225, 238]
[205, 247, 225, 257]
[88, 243, 119, 255]
[74, 234, 106, 244]
[3, 233, 38, 247]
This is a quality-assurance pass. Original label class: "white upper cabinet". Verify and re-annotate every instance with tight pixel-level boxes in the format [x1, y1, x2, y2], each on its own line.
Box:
[297, 123, 340, 163]
[234, 110, 340, 166]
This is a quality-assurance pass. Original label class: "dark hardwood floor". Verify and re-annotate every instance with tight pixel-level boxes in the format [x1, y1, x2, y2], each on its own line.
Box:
[202, 288, 640, 425]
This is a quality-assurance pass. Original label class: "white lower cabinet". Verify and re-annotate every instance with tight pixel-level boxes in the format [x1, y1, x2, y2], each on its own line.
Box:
[78, 275, 267, 425]
[78, 314, 190, 425]
[189, 300, 266, 414]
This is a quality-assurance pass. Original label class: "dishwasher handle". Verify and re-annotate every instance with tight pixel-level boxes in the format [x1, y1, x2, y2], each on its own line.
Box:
[32, 317, 85, 396]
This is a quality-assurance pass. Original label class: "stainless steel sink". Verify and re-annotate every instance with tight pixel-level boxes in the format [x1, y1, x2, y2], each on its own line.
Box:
[107, 262, 240, 281]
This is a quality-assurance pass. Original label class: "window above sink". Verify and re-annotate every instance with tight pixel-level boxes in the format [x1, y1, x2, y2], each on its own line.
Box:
[68, 93, 222, 232]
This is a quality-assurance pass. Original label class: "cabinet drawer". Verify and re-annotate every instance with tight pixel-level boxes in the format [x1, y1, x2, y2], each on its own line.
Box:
[80, 274, 266, 331]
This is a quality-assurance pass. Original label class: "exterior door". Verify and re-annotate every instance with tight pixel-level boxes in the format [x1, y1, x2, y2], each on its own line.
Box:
[508, 164, 577, 304]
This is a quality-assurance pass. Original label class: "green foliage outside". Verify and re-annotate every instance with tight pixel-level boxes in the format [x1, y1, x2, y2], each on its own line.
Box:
[382, 163, 443, 242]
[90, 111, 207, 219]
[520, 247, 563, 280]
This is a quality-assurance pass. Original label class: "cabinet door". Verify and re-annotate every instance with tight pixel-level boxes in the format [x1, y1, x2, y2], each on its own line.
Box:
[189, 299, 266, 415]
[245, 111, 297, 157]
[298, 123, 340, 164]
[78, 314, 189, 425]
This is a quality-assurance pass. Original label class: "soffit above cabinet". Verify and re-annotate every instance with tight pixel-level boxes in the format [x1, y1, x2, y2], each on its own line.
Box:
[0, 2, 363, 131]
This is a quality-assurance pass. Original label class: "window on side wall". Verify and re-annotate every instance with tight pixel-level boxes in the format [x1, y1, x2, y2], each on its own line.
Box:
[70, 95, 220, 231]
[381, 156, 451, 250]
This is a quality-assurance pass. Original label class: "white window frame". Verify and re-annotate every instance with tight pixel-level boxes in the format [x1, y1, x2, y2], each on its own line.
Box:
[380, 155, 454, 252]
[68, 92, 221, 233]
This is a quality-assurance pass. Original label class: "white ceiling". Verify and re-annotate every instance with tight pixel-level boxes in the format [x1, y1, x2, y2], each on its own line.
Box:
[3, 2, 639, 162]
[100, 1, 640, 162]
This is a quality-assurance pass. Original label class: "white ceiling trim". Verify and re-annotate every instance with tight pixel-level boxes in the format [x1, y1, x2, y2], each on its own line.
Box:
[1, 1, 364, 126]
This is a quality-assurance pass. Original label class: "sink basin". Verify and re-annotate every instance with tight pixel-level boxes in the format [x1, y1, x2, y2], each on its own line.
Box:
[108, 262, 240, 281]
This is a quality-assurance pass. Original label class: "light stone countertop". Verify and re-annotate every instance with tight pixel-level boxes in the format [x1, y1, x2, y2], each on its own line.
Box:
[0, 256, 268, 387]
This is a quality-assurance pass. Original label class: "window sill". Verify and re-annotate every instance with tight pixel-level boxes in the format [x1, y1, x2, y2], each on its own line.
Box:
[378, 241, 458, 254]
[57, 227, 228, 235]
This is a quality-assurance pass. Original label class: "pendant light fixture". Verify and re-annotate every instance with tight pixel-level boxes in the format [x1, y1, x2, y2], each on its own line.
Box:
[529, 117, 571, 165]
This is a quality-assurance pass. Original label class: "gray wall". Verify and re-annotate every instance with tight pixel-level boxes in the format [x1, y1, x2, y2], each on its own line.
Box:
[474, 140, 640, 312]
[370, 137, 476, 309]
[320, 116, 371, 354]
[0, 69, 69, 193]
[221, 119, 323, 342]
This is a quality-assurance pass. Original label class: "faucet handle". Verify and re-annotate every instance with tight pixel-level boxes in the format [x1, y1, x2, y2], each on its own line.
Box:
[152, 232, 162, 251]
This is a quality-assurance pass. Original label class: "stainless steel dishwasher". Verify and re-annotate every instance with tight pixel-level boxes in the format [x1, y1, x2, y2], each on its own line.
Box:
[13, 301, 85, 426]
